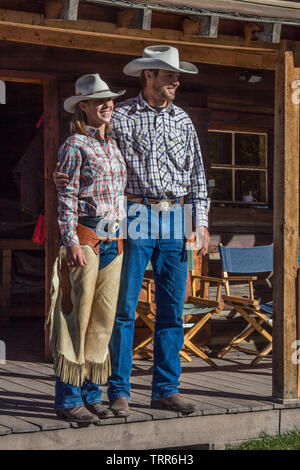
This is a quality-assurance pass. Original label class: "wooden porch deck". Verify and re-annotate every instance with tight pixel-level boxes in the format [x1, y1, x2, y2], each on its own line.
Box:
[1, 319, 300, 450]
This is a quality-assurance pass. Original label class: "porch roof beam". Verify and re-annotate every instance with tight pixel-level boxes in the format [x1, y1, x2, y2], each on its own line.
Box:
[86, 0, 300, 26]
[0, 20, 278, 70]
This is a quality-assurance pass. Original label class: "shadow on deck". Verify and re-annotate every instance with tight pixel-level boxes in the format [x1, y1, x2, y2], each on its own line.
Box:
[0, 318, 298, 450]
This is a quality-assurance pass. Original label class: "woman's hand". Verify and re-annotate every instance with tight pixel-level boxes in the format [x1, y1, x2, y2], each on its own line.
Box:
[66, 245, 87, 267]
[53, 162, 69, 190]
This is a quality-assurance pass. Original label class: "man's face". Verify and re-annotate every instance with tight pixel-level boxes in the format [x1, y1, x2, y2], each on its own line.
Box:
[79, 98, 114, 127]
[148, 70, 180, 102]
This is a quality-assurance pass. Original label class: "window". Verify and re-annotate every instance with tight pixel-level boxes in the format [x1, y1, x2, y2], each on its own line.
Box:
[208, 130, 268, 204]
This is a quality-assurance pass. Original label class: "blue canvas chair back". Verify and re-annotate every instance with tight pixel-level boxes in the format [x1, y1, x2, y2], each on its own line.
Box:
[219, 244, 273, 274]
[146, 249, 194, 271]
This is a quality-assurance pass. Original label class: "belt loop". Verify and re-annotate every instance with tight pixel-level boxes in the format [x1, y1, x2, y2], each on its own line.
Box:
[144, 197, 148, 206]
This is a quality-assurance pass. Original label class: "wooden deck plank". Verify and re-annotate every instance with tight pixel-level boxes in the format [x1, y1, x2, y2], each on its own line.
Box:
[130, 369, 245, 414]
[0, 361, 55, 384]
[14, 361, 55, 377]
[0, 405, 70, 431]
[184, 368, 273, 396]
[181, 378, 274, 412]
[0, 351, 283, 440]
[128, 375, 227, 415]
[184, 360, 272, 388]
[205, 368, 273, 392]
[0, 424, 11, 436]
[0, 364, 55, 394]
[181, 367, 273, 403]
[0, 414, 41, 433]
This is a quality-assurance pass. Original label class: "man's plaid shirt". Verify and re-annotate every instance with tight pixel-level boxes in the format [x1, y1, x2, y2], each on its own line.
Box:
[57, 126, 127, 246]
[112, 92, 210, 228]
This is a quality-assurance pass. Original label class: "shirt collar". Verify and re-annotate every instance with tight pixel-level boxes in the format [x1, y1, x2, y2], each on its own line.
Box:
[85, 125, 115, 141]
[135, 91, 175, 116]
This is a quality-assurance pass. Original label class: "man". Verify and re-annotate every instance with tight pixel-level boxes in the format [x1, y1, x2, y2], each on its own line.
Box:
[54, 45, 210, 416]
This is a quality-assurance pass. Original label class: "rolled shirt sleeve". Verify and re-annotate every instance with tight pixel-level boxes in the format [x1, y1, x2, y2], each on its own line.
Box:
[57, 143, 82, 246]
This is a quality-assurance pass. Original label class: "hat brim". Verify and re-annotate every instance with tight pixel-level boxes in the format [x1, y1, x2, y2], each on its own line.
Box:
[123, 58, 198, 77]
[64, 89, 126, 113]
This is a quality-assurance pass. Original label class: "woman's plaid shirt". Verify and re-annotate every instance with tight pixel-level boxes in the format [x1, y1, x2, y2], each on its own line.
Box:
[57, 126, 127, 246]
[111, 92, 210, 228]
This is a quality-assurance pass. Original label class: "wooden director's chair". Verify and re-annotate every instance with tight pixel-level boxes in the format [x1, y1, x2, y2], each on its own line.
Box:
[217, 244, 273, 366]
[133, 249, 224, 369]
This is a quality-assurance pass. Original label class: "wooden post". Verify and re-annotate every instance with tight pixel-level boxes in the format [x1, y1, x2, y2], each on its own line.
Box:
[273, 48, 300, 401]
[43, 80, 60, 360]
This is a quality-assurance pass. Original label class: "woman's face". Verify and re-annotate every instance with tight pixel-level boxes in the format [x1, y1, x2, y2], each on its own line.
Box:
[79, 98, 114, 127]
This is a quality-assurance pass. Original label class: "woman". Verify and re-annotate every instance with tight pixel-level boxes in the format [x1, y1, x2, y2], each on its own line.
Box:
[47, 74, 127, 424]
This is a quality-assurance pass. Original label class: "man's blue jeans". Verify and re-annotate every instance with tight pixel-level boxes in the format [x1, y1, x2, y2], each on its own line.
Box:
[55, 220, 119, 410]
[108, 201, 188, 401]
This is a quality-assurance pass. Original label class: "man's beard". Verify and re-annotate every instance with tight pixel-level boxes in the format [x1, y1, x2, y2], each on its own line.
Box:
[154, 85, 177, 102]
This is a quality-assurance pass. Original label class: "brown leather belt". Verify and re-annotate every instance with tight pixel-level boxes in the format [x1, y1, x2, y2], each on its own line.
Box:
[126, 193, 185, 209]
[76, 224, 123, 255]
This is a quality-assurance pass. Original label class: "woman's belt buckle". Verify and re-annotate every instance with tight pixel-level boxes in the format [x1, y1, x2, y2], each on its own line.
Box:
[96, 219, 120, 239]
[158, 200, 170, 211]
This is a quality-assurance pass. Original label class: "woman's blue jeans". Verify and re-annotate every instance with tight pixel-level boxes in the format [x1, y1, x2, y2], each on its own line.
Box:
[107, 201, 188, 402]
[55, 219, 118, 410]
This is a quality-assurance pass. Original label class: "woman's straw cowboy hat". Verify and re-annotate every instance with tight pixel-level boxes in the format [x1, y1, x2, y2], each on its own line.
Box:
[123, 45, 198, 77]
[64, 74, 126, 113]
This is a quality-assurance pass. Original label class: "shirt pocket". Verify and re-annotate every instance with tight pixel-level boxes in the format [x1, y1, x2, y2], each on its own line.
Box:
[132, 128, 149, 154]
[166, 130, 187, 169]
[86, 152, 111, 178]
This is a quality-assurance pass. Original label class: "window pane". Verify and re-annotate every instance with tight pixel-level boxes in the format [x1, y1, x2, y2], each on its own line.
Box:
[208, 132, 232, 164]
[235, 170, 267, 202]
[235, 133, 266, 166]
[210, 169, 232, 201]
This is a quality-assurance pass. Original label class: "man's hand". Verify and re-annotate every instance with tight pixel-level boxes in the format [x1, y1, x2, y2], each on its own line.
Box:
[195, 226, 210, 256]
[53, 162, 69, 190]
[66, 245, 87, 267]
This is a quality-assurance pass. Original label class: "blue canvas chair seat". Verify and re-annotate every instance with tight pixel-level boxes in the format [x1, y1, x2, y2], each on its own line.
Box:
[218, 244, 273, 366]
[133, 249, 225, 368]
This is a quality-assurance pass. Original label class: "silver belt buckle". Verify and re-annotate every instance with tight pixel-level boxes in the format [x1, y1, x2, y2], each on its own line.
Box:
[96, 219, 120, 239]
[158, 200, 170, 211]
[108, 220, 120, 234]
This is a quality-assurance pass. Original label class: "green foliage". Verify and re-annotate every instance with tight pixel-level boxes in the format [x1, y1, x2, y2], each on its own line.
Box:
[227, 430, 300, 450]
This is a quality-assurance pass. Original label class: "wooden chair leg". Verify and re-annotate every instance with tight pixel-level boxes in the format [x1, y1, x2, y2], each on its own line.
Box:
[181, 313, 215, 366]
[133, 335, 154, 356]
[235, 307, 272, 343]
[184, 339, 217, 369]
[180, 349, 192, 362]
[251, 343, 272, 367]
[217, 317, 266, 358]
[184, 313, 212, 342]
[218, 324, 256, 358]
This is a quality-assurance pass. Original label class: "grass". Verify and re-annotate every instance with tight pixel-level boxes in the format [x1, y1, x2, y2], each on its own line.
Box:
[227, 430, 300, 450]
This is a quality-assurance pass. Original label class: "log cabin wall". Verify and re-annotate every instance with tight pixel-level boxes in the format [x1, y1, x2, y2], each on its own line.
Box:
[0, 41, 275, 353]
[0, 45, 275, 271]
[0, 0, 300, 399]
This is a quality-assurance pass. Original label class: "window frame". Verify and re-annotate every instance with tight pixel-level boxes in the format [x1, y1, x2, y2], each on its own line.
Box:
[208, 129, 268, 204]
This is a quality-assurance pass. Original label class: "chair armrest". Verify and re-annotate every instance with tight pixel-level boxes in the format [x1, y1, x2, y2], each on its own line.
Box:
[187, 296, 223, 308]
[191, 275, 224, 284]
[222, 294, 259, 307]
[225, 276, 257, 281]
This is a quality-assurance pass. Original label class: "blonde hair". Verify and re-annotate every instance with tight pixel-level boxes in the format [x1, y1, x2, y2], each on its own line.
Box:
[70, 103, 88, 135]
[70, 101, 113, 136]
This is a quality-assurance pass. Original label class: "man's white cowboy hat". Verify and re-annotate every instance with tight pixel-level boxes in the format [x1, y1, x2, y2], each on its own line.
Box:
[123, 45, 198, 77]
[64, 74, 126, 113]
